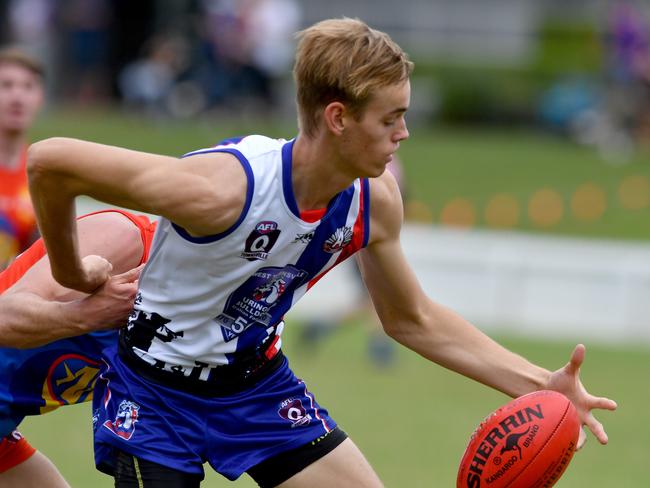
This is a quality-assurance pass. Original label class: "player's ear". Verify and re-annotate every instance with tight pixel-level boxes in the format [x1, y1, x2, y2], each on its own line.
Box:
[323, 102, 346, 135]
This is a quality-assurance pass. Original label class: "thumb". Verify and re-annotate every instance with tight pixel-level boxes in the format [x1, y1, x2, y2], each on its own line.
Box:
[113, 263, 145, 283]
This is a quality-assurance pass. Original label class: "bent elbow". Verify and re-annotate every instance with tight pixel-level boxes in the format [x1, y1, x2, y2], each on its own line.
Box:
[27, 137, 69, 179]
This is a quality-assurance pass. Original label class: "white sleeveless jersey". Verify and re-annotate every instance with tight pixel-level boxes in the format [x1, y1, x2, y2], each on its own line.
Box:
[123, 135, 370, 379]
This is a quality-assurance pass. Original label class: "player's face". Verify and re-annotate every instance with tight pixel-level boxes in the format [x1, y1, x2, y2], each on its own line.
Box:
[342, 80, 410, 178]
[0, 63, 44, 135]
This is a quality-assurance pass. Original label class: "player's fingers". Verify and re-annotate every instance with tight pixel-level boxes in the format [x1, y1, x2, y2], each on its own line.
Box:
[590, 395, 617, 411]
[583, 413, 608, 445]
[576, 427, 587, 451]
[565, 344, 585, 376]
[113, 264, 144, 283]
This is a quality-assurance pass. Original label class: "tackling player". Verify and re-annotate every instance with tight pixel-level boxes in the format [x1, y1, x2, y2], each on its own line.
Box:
[0, 209, 154, 487]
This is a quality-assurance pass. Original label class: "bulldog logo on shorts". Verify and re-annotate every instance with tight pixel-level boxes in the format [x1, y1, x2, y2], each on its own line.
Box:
[278, 398, 312, 428]
[103, 400, 140, 440]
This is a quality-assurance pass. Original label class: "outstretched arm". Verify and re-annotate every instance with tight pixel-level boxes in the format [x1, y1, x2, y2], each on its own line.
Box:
[27, 137, 246, 292]
[357, 172, 616, 447]
[0, 212, 144, 347]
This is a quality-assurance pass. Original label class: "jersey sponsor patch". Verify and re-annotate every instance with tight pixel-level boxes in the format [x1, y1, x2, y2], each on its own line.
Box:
[241, 221, 281, 261]
[292, 231, 314, 244]
[125, 310, 184, 352]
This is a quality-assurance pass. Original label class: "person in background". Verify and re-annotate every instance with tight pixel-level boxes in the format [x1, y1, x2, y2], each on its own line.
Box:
[0, 47, 44, 269]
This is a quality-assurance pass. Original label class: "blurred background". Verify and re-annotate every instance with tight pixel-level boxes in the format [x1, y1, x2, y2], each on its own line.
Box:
[2, 0, 649, 486]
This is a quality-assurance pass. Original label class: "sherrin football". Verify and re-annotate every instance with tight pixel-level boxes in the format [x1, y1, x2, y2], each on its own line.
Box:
[457, 390, 580, 488]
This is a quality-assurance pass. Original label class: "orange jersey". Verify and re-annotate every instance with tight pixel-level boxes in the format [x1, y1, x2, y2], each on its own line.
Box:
[0, 146, 36, 258]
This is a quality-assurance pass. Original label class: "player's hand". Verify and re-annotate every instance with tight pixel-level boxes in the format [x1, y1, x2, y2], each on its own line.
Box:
[545, 344, 617, 449]
[78, 254, 114, 292]
[80, 264, 143, 332]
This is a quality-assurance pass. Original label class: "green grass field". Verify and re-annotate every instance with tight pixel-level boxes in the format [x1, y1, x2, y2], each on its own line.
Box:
[19, 109, 650, 486]
[20, 324, 649, 487]
[32, 109, 650, 241]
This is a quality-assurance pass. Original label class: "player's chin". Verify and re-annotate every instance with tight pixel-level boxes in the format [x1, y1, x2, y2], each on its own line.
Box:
[365, 165, 387, 179]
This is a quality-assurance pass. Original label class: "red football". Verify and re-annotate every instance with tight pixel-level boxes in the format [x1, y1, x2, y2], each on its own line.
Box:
[457, 390, 580, 488]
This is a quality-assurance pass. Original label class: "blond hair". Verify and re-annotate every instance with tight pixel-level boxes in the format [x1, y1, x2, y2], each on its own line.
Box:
[0, 46, 45, 79]
[294, 18, 413, 137]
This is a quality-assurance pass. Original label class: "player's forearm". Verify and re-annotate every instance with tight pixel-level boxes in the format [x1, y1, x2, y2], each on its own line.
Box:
[0, 292, 89, 348]
[27, 139, 86, 289]
[389, 302, 551, 398]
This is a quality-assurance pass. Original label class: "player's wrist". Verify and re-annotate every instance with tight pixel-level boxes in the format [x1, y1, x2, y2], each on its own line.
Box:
[60, 298, 97, 335]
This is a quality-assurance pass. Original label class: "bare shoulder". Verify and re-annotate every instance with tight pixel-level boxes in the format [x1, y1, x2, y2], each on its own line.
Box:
[8, 210, 148, 299]
[367, 169, 404, 245]
[76, 211, 147, 272]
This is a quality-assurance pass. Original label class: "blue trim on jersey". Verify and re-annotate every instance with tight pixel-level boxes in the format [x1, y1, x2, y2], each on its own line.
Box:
[172, 148, 255, 243]
[281, 139, 300, 217]
[281, 138, 351, 223]
[362, 178, 371, 248]
[215, 136, 245, 146]
[291, 185, 355, 277]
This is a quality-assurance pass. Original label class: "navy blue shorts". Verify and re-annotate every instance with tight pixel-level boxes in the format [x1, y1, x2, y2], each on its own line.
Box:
[92, 345, 337, 481]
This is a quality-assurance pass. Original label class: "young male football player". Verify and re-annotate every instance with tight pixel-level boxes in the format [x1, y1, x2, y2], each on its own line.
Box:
[28, 18, 616, 487]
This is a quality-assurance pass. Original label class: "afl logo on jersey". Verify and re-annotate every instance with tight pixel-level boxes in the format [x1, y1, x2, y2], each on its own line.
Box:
[278, 398, 312, 428]
[323, 226, 353, 253]
[241, 221, 281, 261]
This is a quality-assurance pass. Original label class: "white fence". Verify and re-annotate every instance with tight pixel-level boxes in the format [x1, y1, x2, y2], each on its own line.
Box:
[292, 223, 650, 345]
[77, 199, 650, 344]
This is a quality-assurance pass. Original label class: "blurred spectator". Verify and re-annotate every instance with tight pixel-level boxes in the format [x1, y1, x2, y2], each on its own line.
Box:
[59, 0, 114, 104]
[118, 34, 193, 118]
[0, 47, 44, 269]
[7, 0, 57, 74]
[605, 0, 650, 145]
[196, 0, 300, 111]
[241, 0, 301, 108]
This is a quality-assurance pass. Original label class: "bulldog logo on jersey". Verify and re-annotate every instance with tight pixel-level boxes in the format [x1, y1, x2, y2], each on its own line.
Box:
[278, 398, 312, 428]
[103, 400, 140, 440]
[323, 226, 353, 253]
[215, 265, 307, 341]
[241, 221, 281, 261]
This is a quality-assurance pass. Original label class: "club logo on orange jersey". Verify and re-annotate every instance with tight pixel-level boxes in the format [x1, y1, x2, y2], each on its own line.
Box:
[40, 354, 101, 414]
